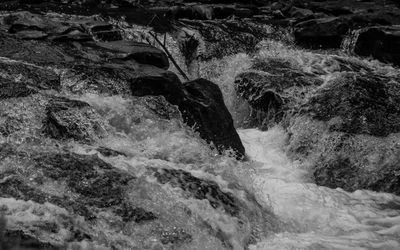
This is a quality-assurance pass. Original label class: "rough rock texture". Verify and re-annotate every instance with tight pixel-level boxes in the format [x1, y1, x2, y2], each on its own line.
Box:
[351, 26, 400, 67]
[43, 97, 106, 142]
[180, 78, 245, 157]
[290, 0, 400, 49]
[0, 8, 267, 249]
[177, 19, 272, 62]
[153, 168, 240, 216]
[303, 73, 400, 137]
[286, 71, 400, 195]
[294, 16, 351, 48]
[129, 65, 185, 105]
[234, 58, 323, 129]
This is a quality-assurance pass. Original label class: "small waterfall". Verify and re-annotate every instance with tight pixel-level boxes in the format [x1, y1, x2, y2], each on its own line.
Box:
[341, 28, 363, 54]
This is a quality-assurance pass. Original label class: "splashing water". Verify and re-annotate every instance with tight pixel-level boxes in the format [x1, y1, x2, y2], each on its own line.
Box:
[2, 18, 400, 249]
[238, 128, 400, 250]
[193, 39, 400, 249]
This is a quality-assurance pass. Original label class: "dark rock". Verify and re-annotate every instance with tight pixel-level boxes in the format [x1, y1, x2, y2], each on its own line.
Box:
[0, 176, 50, 204]
[0, 79, 38, 99]
[2, 230, 59, 250]
[0, 174, 96, 220]
[165, 4, 254, 20]
[0, 59, 60, 92]
[234, 58, 323, 129]
[178, 18, 270, 62]
[52, 28, 92, 42]
[63, 63, 132, 95]
[33, 152, 157, 223]
[114, 203, 157, 223]
[42, 97, 105, 142]
[139, 95, 182, 120]
[166, 5, 214, 20]
[160, 228, 192, 245]
[294, 16, 351, 49]
[6, 12, 47, 34]
[15, 30, 48, 40]
[303, 73, 400, 137]
[180, 78, 245, 157]
[153, 167, 240, 216]
[288, 6, 313, 19]
[34, 152, 135, 209]
[130, 65, 185, 105]
[94, 40, 170, 69]
[92, 30, 122, 41]
[96, 147, 127, 157]
[0, 32, 75, 66]
[352, 26, 400, 67]
[314, 151, 400, 196]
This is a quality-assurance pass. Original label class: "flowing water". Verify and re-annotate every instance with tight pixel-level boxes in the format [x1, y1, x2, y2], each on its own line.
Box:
[74, 37, 400, 249]
[189, 39, 400, 249]
[2, 18, 400, 250]
[240, 128, 400, 250]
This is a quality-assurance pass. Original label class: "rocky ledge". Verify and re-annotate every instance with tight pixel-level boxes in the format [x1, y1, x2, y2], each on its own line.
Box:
[0, 4, 271, 249]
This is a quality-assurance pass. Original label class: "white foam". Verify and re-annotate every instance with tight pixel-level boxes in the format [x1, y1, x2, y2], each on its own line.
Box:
[239, 127, 400, 249]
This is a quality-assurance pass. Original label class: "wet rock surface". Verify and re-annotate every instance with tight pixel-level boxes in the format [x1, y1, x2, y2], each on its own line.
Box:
[303, 73, 400, 137]
[2, 0, 400, 249]
[180, 78, 245, 157]
[351, 26, 400, 67]
[234, 58, 323, 129]
[0, 3, 276, 249]
[153, 168, 240, 216]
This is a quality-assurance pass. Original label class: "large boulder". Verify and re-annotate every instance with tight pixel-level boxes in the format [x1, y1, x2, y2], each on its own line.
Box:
[129, 65, 185, 105]
[287, 72, 400, 195]
[351, 26, 400, 67]
[234, 58, 323, 129]
[294, 16, 351, 48]
[303, 72, 400, 137]
[180, 78, 245, 157]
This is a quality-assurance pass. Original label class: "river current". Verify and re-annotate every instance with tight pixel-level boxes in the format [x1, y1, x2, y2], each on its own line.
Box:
[2, 20, 400, 249]
[190, 38, 400, 249]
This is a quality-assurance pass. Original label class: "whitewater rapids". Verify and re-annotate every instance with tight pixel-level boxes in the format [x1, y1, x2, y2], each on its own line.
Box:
[238, 127, 400, 250]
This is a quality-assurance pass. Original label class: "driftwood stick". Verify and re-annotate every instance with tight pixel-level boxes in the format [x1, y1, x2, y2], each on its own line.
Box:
[149, 31, 190, 81]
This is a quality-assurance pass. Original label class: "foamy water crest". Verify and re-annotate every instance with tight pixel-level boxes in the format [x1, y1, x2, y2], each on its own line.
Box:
[195, 39, 400, 249]
[238, 128, 400, 250]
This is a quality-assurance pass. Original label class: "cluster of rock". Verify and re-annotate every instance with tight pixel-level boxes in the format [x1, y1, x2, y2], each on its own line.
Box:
[285, 0, 400, 66]
[0, 4, 269, 249]
[234, 49, 400, 196]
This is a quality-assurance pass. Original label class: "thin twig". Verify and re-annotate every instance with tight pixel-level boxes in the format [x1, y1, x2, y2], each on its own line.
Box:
[149, 31, 190, 81]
